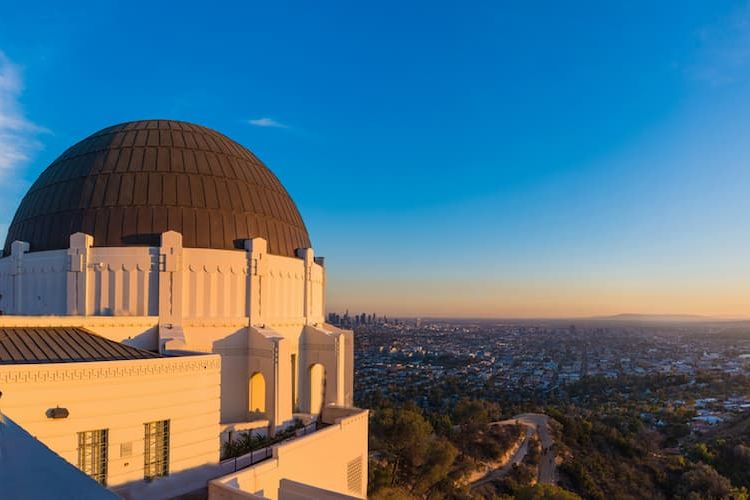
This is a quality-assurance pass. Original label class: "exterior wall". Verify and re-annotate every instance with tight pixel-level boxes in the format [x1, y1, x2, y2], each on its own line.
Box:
[208, 407, 369, 500]
[299, 325, 349, 413]
[262, 254, 306, 325]
[0, 354, 222, 489]
[0, 232, 350, 435]
[0, 408, 119, 500]
[0, 255, 9, 312]
[181, 322, 255, 423]
[0, 233, 326, 327]
[182, 248, 249, 319]
[0, 248, 68, 315]
[308, 260, 325, 325]
[87, 247, 159, 316]
[278, 480, 361, 500]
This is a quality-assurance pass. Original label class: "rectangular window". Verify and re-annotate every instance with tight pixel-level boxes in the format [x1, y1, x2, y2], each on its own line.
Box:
[144, 420, 170, 480]
[77, 429, 108, 485]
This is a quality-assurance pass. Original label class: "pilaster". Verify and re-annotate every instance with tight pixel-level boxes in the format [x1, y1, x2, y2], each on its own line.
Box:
[159, 231, 183, 325]
[66, 233, 92, 316]
[297, 248, 314, 325]
[245, 238, 267, 326]
[10, 240, 30, 315]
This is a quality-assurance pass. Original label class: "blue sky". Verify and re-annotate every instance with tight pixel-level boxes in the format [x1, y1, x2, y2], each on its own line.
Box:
[1, 1, 750, 317]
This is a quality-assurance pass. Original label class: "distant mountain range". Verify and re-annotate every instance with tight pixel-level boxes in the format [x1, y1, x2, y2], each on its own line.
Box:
[410, 313, 750, 325]
[586, 313, 720, 323]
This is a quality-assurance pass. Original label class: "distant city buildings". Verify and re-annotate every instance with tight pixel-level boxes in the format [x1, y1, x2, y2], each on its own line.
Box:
[327, 311, 399, 329]
[351, 318, 750, 434]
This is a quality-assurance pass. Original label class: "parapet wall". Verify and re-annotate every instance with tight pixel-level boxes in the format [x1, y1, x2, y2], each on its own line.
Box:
[0, 233, 325, 327]
[208, 407, 369, 500]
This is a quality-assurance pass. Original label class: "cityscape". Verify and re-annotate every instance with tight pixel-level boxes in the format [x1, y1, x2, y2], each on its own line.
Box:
[349, 315, 750, 413]
[334, 312, 750, 498]
[2, 2, 750, 500]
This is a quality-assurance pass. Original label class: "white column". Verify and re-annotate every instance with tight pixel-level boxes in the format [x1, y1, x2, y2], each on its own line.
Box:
[272, 339, 281, 432]
[159, 231, 183, 325]
[335, 333, 345, 406]
[245, 237, 267, 326]
[318, 257, 326, 324]
[297, 248, 314, 325]
[67, 232, 92, 316]
[10, 240, 29, 315]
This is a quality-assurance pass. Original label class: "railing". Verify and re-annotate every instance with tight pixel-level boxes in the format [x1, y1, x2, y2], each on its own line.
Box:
[227, 446, 273, 472]
[223, 422, 318, 472]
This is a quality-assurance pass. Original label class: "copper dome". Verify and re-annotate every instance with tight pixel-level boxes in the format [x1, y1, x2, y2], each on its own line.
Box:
[3, 120, 311, 257]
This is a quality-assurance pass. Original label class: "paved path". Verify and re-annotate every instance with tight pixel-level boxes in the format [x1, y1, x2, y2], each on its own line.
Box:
[471, 426, 533, 487]
[471, 413, 557, 488]
[514, 413, 556, 484]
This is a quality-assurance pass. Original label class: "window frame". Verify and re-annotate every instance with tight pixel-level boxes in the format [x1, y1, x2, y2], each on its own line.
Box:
[143, 419, 170, 480]
[77, 428, 108, 486]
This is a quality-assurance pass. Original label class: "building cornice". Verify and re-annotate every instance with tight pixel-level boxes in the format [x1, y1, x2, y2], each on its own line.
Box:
[0, 355, 220, 384]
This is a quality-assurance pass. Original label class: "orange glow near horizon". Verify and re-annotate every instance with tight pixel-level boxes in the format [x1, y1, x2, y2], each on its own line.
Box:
[326, 278, 750, 319]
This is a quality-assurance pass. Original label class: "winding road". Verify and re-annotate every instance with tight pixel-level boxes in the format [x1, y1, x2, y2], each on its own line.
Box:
[471, 413, 557, 488]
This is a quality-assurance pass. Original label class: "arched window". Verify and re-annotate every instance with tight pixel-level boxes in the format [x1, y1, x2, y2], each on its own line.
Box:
[309, 363, 326, 414]
[249, 372, 266, 416]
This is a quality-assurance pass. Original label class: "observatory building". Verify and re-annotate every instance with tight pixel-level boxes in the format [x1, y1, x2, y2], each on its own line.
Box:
[0, 120, 367, 499]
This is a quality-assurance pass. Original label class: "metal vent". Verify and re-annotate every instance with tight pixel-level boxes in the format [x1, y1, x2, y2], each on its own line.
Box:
[120, 442, 132, 458]
[346, 456, 362, 494]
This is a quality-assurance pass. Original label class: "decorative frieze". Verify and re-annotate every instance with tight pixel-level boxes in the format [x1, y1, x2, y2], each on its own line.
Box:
[0, 356, 221, 384]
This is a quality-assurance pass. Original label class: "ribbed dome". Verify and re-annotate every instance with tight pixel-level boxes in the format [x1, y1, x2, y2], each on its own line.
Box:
[4, 120, 311, 257]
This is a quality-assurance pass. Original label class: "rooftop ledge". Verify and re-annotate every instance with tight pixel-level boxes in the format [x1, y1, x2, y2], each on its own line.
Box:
[210, 405, 369, 499]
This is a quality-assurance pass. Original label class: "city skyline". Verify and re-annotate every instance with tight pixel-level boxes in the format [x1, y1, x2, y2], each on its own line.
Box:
[2, 1, 750, 317]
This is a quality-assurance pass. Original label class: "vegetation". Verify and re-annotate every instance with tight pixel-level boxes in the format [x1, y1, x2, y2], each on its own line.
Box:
[368, 399, 579, 499]
[369, 405, 460, 498]
[514, 484, 581, 500]
[363, 371, 750, 499]
[221, 419, 306, 460]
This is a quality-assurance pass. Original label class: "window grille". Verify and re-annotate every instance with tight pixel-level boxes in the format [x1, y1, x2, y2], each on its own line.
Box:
[77, 429, 108, 485]
[144, 420, 170, 480]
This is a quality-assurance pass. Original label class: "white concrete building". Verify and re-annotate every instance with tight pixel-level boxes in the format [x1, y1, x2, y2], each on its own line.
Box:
[0, 120, 366, 499]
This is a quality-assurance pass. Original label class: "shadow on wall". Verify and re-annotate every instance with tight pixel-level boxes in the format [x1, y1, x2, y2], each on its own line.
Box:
[211, 328, 251, 422]
[112, 460, 229, 499]
[119, 326, 159, 351]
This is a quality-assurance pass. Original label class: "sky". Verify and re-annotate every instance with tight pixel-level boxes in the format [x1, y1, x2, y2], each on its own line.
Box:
[1, 1, 750, 318]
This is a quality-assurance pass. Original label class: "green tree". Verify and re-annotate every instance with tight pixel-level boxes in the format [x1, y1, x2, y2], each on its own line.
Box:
[454, 399, 491, 433]
[413, 437, 458, 495]
[370, 406, 460, 496]
[370, 407, 433, 484]
[687, 442, 715, 464]
[676, 463, 735, 500]
[515, 484, 582, 500]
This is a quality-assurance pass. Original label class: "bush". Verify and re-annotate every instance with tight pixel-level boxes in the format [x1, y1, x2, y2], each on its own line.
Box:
[515, 484, 582, 500]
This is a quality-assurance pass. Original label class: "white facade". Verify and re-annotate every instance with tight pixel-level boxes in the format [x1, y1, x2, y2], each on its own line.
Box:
[0, 229, 363, 498]
[0, 118, 366, 499]
[210, 406, 368, 500]
[0, 230, 352, 426]
[0, 348, 221, 492]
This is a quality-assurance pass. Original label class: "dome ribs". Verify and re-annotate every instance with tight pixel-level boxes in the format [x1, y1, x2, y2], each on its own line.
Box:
[3, 120, 311, 256]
